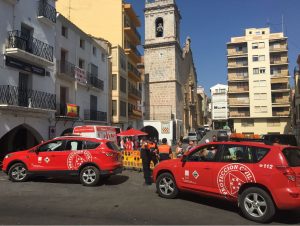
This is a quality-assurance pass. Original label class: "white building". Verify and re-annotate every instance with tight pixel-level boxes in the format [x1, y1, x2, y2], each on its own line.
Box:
[210, 84, 228, 129]
[55, 14, 110, 136]
[0, 0, 56, 160]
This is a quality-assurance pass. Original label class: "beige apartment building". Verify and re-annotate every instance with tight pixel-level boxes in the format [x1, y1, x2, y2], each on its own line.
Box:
[56, 0, 142, 129]
[293, 55, 300, 142]
[227, 28, 291, 135]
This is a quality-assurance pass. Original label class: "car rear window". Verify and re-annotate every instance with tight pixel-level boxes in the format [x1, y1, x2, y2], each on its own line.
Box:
[263, 135, 298, 146]
[85, 141, 100, 150]
[106, 142, 120, 151]
[282, 148, 300, 167]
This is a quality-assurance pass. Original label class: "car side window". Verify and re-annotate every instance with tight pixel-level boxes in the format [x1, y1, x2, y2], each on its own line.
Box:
[188, 145, 219, 162]
[248, 146, 269, 162]
[85, 141, 101, 150]
[65, 140, 83, 151]
[221, 145, 252, 163]
[38, 140, 64, 152]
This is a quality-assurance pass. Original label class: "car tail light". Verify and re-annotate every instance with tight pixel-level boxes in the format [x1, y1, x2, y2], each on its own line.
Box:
[276, 165, 297, 183]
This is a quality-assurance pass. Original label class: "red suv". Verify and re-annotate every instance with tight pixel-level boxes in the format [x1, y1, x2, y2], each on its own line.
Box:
[153, 141, 300, 223]
[2, 136, 122, 186]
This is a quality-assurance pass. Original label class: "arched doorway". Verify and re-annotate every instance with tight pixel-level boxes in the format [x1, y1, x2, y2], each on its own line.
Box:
[141, 126, 159, 141]
[0, 124, 42, 161]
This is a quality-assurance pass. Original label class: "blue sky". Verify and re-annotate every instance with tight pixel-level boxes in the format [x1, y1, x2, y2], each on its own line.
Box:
[127, 0, 300, 94]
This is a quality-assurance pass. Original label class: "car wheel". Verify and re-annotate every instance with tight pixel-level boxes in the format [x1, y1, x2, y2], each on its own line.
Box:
[8, 163, 29, 182]
[239, 187, 275, 223]
[80, 166, 100, 186]
[156, 172, 178, 199]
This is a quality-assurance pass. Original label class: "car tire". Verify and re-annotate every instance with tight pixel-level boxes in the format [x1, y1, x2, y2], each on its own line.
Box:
[8, 163, 29, 182]
[156, 172, 178, 199]
[239, 187, 275, 223]
[80, 166, 100, 186]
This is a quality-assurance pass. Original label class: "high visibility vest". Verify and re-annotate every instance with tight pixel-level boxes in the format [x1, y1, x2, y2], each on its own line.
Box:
[158, 144, 171, 154]
[148, 143, 156, 150]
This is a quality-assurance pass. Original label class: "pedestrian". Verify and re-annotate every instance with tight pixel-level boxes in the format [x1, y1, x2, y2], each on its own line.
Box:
[140, 140, 152, 185]
[157, 138, 172, 161]
[175, 141, 184, 158]
[120, 138, 125, 150]
[148, 139, 158, 166]
[125, 137, 133, 150]
[186, 140, 195, 152]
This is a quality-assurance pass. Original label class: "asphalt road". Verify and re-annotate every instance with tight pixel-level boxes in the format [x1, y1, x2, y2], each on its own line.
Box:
[0, 170, 299, 225]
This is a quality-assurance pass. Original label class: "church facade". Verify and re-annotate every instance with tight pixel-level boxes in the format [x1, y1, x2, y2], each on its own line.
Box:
[143, 0, 200, 143]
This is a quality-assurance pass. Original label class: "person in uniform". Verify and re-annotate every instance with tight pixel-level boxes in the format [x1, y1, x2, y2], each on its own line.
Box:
[140, 140, 152, 185]
[158, 138, 172, 161]
[148, 139, 158, 166]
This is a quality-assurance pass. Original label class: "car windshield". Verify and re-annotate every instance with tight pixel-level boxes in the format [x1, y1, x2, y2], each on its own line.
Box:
[282, 148, 300, 167]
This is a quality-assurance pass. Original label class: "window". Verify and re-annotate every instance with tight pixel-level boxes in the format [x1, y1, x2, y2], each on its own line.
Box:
[282, 148, 300, 167]
[90, 63, 98, 76]
[259, 67, 266, 74]
[187, 145, 219, 162]
[255, 31, 261, 35]
[253, 68, 259, 74]
[254, 106, 268, 113]
[65, 140, 83, 151]
[155, 17, 164, 37]
[259, 55, 265, 61]
[120, 101, 127, 117]
[80, 38, 85, 49]
[38, 140, 64, 152]
[92, 46, 97, 56]
[112, 74, 117, 90]
[120, 55, 126, 71]
[253, 80, 266, 87]
[112, 100, 117, 116]
[254, 93, 267, 100]
[267, 119, 280, 127]
[253, 55, 259, 62]
[101, 53, 106, 62]
[241, 119, 254, 127]
[120, 76, 127, 93]
[61, 26, 68, 38]
[247, 146, 269, 163]
[106, 141, 120, 151]
[221, 145, 252, 163]
[258, 42, 265, 48]
[85, 141, 100, 150]
[78, 59, 85, 69]
[252, 42, 258, 49]
[271, 68, 281, 75]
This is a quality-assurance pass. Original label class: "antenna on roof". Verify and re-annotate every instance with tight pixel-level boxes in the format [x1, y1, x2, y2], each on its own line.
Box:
[281, 14, 284, 34]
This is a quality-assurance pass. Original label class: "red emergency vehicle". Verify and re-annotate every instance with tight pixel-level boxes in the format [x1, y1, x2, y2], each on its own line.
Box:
[153, 141, 300, 223]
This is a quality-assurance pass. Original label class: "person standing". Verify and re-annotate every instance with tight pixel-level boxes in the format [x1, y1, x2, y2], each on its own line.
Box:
[175, 141, 184, 158]
[186, 140, 195, 152]
[158, 138, 172, 161]
[140, 140, 152, 185]
[148, 139, 158, 166]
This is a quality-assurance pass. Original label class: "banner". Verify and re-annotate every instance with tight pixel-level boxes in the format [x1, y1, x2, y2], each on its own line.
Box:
[75, 67, 87, 84]
[66, 103, 78, 117]
[161, 122, 170, 134]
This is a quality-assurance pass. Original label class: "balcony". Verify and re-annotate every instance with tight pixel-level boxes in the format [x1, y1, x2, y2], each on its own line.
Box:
[272, 97, 289, 105]
[229, 98, 250, 105]
[56, 103, 80, 118]
[37, 0, 56, 25]
[124, 20, 141, 45]
[227, 61, 248, 68]
[271, 84, 290, 92]
[125, 44, 141, 63]
[269, 45, 288, 52]
[87, 73, 104, 90]
[229, 111, 250, 118]
[271, 71, 289, 78]
[227, 49, 247, 58]
[128, 62, 141, 81]
[228, 74, 249, 81]
[270, 77, 289, 84]
[228, 86, 249, 93]
[270, 58, 288, 65]
[57, 60, 75, 80]
[272, 110, 290, 117]
[128, 85, 142, 100]
[128, 105, 142, 119]
[0, 85, 56, 110]
[84, 110, 107, 122]
[6, 30, 54, 66]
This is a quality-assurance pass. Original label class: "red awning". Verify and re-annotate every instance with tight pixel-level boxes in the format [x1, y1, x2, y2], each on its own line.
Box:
[117, 128, 148, 137]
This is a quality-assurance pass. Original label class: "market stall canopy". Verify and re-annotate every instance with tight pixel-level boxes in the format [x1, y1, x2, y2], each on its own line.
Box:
[117, 128, 148, 137]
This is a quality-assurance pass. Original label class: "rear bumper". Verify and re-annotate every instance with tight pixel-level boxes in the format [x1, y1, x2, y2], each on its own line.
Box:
[100, 166, 123, 175]
[274, 187, 300, 209]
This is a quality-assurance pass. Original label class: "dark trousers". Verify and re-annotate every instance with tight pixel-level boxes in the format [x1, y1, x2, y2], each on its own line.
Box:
[141, 148, 152, 184]
[151, 152, 158, 166]
[159, 153, 170, 162]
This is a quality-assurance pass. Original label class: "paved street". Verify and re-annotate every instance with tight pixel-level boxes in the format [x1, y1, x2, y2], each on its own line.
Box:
[0, 170, 299, 225]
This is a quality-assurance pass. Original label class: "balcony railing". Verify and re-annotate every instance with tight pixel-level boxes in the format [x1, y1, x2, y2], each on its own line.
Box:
[270, 58, 288, 64]
[124, 19, 141, 41]
[7, 30, 53, 62]
[227, 49, 247, 55]
[38, 0, 56, 23]
[128, 85, 142, 99]
[84, 110, 107, 122]
[128, 105, 142, 118]
[271, 84, 289, 91]
[272, 111, 290, 117]
[228, 62, 248, 68]
[56, 103, 80, 117]
[128, 62, 141, 78]
[57, 60, 75, 79]
[228, 74, 249, 80]
[269, 45, 287, 52]
[87, 73, 104, 90]
[229, 111, 250, 117]
[0, 85, 55, 110]
[271, 71, 289, 77]
[272, 98, 289, 104]
[228, 86, 249, 92]
[229, 99, 250, 105]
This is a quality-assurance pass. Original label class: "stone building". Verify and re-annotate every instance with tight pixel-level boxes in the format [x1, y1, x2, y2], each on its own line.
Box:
[143, 0, 200, 143]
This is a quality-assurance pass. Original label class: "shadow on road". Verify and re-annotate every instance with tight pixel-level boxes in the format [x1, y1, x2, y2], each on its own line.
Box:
[178, 192, 300, 224]
[30, 175, 129, 186]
